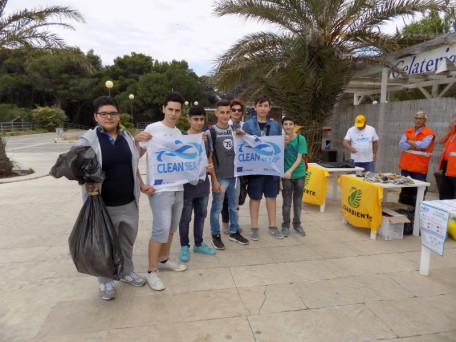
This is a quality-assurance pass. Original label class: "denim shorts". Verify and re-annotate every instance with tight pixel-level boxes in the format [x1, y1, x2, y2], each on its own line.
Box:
[247, 175, 280, 200]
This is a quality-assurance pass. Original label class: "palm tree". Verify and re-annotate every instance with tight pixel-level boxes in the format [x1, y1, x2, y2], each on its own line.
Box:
[0, 0, 84, 177]
[213, 0, 449, 159]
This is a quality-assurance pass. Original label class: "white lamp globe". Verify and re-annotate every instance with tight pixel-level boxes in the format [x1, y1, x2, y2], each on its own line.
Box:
[105, 80, 113, 89]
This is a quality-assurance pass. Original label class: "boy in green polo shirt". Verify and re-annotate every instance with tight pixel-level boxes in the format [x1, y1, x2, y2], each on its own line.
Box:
[281, 116, 307, 237]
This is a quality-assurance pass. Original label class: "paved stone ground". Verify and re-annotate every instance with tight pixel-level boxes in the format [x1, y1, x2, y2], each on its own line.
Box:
[1, 133, 456, 341]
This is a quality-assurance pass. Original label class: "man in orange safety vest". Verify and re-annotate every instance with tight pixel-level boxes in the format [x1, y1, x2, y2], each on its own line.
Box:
[437, 115, 456, 199]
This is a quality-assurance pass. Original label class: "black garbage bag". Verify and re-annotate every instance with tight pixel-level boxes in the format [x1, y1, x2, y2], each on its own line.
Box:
[69, 194, 124, 279]
[50, 145, 105, 183]
[238, 176, 248, 206]
[50, 145, 124, 279]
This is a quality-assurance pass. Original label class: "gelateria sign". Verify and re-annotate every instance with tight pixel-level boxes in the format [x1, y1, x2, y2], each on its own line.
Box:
[390, 44, 456, 78]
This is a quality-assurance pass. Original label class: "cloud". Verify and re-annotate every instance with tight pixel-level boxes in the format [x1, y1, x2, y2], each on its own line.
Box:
[4, 0, 406, 76]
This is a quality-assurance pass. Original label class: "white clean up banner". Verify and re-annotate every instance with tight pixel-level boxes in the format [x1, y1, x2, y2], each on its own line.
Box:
[234, 134, 284, 177]
[144, 133, 207, 189]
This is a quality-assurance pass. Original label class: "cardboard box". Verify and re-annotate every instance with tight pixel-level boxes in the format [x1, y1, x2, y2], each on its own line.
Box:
[378, 208, 410, 240]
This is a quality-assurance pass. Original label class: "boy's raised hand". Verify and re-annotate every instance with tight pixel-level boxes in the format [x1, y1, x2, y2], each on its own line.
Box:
[135, 131, 152, 143]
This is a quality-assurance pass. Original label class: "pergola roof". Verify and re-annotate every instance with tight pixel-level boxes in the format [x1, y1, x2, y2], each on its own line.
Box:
[345, 33, 456, 105]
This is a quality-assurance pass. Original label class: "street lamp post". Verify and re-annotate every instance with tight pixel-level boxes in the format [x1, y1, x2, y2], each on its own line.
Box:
[128, 94, 134, 122]
[105, 80, 113, 96]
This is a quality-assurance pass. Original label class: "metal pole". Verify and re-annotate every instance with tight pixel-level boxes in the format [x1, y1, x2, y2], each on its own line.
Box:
[130, 100, 134, 121]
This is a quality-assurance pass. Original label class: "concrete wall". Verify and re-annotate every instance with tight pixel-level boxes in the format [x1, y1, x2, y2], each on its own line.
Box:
[328, 97, 456, 192]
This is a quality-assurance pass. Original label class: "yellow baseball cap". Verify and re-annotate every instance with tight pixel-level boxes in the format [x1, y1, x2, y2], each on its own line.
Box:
[355, 115, 366, 127]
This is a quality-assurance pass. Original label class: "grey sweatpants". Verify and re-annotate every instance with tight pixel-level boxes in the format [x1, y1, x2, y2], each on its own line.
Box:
[98, 200, 139, 284]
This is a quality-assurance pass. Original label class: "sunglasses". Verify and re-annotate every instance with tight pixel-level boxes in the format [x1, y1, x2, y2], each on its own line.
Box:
[231, 108, 242, 112]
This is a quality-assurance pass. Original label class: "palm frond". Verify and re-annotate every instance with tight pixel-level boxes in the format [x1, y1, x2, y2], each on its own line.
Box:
[0, 3, 84, 50]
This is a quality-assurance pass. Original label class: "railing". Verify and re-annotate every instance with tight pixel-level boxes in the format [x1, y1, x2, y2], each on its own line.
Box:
[0, 122, 34, 133]
[63, 122, 91, 130]
[136, 122, 152, 130]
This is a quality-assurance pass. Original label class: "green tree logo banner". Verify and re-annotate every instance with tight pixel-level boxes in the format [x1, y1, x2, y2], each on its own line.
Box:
[305, 171, 312, 186]
[348, 187, 362, 208]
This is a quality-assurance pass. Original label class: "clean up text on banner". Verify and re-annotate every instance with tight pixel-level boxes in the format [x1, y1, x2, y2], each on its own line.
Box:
[143, 133, 207, 189]
[234, 134, 284, 177]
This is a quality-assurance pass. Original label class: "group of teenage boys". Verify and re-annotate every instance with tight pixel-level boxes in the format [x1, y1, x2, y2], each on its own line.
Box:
[86, 92, 307, 300]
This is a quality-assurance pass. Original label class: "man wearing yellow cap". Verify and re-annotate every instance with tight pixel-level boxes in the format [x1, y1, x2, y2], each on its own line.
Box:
[342, 115, 379, 172]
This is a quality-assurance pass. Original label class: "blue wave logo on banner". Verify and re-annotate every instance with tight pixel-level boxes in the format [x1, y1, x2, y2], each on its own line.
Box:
[156, 140, 203, 162]
[239, 137, 281, 156]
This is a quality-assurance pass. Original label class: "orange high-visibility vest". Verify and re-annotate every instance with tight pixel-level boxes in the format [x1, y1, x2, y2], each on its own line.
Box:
[438, 129, 456, 177]
[398, 125, 435, 174]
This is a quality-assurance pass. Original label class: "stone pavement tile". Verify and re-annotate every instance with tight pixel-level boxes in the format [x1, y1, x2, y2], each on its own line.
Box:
[321, 256, 378, 277]
[338, 227, 376, 241]
[367, 294, 456, 337]
[1, 301, 56, 342]
[109, 288, 247, 330]
[247, 304, 395, 342]
[15, 331, 108, 342]
[354, 253, 419, 274]
[37, 299, 119, 338]
[230, 260, 335, 287]
[388, 268, 456, 297]
[238, 283, 307, 315]
[314, 219, 351, 231]
[372, 331, 456, 341]
[0, 259, 84, 281]
[121, 267, 235, 297]
[107, 317, 255, 342]
[303, 211, 343, 222]
[310, 242, 360, 259]
[134, 248, 274, 271]
[0, 233, 68, 249]
[0, 277, 104, 341]
[266, 244, 322, 263]
[401, 250, 456, 270]
[345, 236, 422, 256]
[0, 246, 49, 264]
[296, 230, 344, 244]
[295, 274, 414, 309]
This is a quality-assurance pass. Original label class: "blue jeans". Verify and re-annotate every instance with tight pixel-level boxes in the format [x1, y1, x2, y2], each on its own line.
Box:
[210, 177, 240, 235]
[354, 161, 374, 172]
[179, 195, 209, 247]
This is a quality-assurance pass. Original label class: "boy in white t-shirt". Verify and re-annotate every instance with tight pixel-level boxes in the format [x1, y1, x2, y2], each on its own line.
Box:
[136, 92, 188, 291]
[342, 115, 379, 172]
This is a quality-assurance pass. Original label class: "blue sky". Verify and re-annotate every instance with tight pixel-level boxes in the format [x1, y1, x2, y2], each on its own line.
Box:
[5, 0, 408, 76]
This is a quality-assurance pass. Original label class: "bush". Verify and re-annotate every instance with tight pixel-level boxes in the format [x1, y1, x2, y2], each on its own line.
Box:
[120, 113, 134, 130]
[176, 115, 189, 132]
[0, 104, 31, 122]
[31, 106, 67, 132]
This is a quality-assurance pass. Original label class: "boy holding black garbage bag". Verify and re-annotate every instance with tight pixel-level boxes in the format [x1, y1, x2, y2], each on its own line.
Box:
[53, 96, 153, 300]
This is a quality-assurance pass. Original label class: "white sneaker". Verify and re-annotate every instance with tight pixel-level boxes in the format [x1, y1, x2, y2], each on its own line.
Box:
[120, 271, 146, 287]
[145, 271, 165, 291]
[99, 280, 115, 300]
[158, 259, 187, 272]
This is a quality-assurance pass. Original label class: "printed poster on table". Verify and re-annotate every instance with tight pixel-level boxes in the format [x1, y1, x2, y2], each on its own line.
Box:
[142, 133, 207, 189]
[233, 135, 284, 177]
[419, 201, 453, 256]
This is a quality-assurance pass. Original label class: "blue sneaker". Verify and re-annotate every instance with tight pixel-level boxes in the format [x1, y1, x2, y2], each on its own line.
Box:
[180, 246, 189, 262]
[193, 242, 216, 255]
